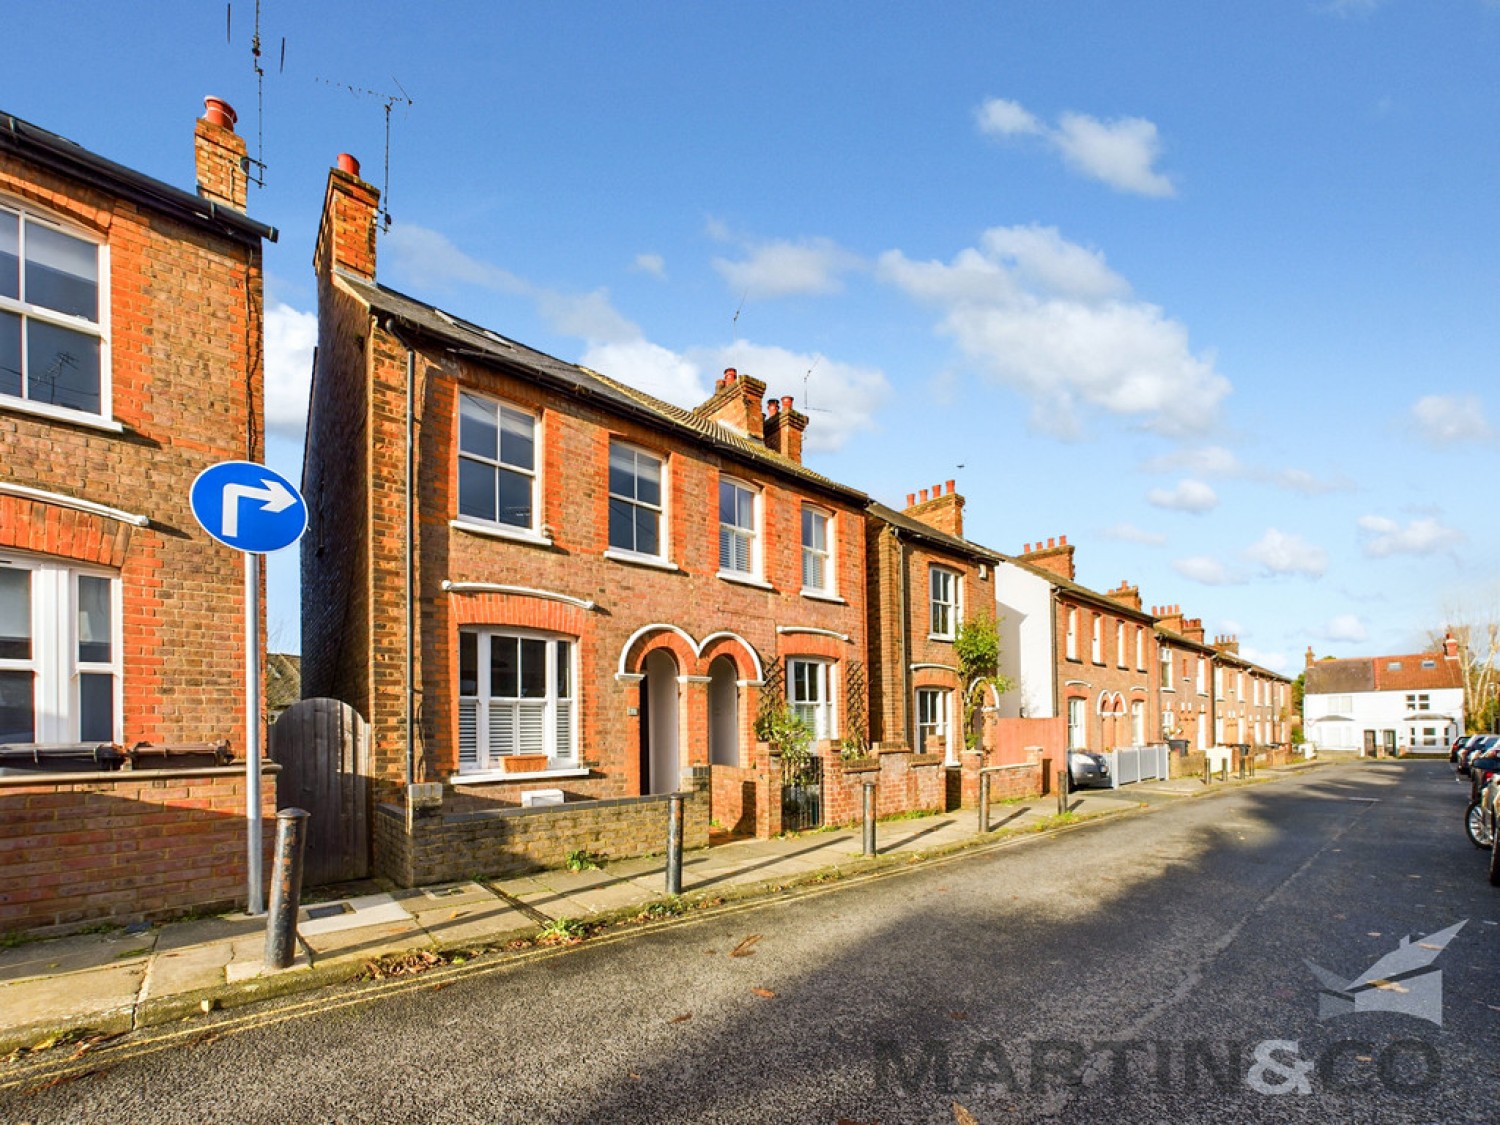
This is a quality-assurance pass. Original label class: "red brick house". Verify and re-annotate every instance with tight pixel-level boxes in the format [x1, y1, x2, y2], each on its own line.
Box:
[1007, 539, 1159, 755]
[302, 155, 870, 881]
[0, 100, 278, 931]
[1154, 606, 1216, 750]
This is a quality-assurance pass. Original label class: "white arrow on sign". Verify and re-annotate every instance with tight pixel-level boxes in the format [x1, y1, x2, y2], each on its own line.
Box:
[221, 478, 297, 539]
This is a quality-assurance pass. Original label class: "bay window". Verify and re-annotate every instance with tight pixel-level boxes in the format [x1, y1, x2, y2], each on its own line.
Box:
[457, 630, 575, 772]
[0, 555, 119, 744]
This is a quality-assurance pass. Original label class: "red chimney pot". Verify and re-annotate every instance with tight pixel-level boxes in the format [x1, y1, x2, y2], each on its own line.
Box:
[907, 494, 916, 507]
[336, 152, 361, 177]
[766, 399, 779, 417]
[724, 368, 737, 384]
[946, 479, 955, 495]
[203, 97, 237, 130]
[781, 395, 793, 413]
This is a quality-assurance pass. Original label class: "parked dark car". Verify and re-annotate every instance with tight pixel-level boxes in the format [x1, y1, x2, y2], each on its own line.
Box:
[1471, 754, 1500, 804]
[1459, 734, 1499, 775]
[1069, 749, 1111, 789]
[1452, 733, 1475, 764]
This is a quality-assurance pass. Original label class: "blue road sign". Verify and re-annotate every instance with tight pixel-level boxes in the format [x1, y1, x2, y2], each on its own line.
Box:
[190, 460, 308, 554]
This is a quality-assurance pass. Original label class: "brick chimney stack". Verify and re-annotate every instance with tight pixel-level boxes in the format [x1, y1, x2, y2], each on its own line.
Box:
[1306, 645, 1316, 669]
[1019, 534, 1074, 581]
[315, 151, 380, 282]
[763, 394, 809, 463]
[194, 96, 248, 211]
[1213, 634, 1239, 655]
[903, 479, 965, 537]
[695, 368, 767, 441]
[1108, 580, 1142, 611]
[1181, 616, 1205, 644]
[1154, 604, 1185, 634]
[1444, 631, 1460, 660]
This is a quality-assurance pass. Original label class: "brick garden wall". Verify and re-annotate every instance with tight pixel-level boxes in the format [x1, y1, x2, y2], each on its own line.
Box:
[821, 747, 945, 827]
[376, 771, 710, 886]
[0, 767, 277, 936]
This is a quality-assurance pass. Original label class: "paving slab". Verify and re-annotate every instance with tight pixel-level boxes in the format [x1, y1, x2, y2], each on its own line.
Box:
[0, 928, 155, 985]
[0, 960, 146, 1031]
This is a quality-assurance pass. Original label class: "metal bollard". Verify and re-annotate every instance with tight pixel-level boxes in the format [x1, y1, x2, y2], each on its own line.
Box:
[1239, 754, 1247, 780]
[978, 772, 991, 834]
[665, 793, 684, 896]
[1221, 762, 1229, 783]
[263, 808, 310, 970]
[862, 781, 877, 856]
[1055, 766, 1067, 815]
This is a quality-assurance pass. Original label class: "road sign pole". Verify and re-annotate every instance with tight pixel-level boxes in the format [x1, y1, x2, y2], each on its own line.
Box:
[246, 552, 264, 915]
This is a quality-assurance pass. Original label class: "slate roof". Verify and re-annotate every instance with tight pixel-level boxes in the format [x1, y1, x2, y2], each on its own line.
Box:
[337, 273, 866, 505]
[1304, 659, 1377, 695]
[866, 501, 1000, 565]
[1306, 652, 1462, 695]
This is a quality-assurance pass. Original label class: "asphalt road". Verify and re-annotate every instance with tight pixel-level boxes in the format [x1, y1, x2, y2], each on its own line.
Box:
[3, 761, 1496, 1124]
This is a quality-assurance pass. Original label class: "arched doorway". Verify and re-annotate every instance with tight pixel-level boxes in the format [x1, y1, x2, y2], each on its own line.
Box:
[708, 655, 739, 767]
[642, 648, 680, 795]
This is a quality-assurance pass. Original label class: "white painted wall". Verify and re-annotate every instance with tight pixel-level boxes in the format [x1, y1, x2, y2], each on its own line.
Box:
[1304, 687, 1463, 750]
[994, 561, 1055, 718]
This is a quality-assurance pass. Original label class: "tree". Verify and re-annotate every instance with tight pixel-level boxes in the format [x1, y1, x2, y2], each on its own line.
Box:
[954, 611, 1014, 753]
[1429, 615, 1500, 733]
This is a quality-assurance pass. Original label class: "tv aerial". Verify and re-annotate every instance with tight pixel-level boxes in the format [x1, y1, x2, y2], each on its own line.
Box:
[315, 76, 414, 232]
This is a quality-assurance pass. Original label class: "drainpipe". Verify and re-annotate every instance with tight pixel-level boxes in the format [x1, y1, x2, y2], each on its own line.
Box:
[894, 527, 912, 750]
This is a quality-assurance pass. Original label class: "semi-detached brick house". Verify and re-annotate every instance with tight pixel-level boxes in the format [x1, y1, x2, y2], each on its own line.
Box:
[0, 101, 279, 933]
[1153, 607, 1217, 750]
[0, 100, 275, 754]
[302, 155, 870, 880]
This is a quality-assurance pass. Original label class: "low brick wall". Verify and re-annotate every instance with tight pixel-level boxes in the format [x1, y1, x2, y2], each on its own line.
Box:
[984, 761, 1043, 800]
[0, 766, 277, 937]
[822, 747, 945, 827]
[377, 770, 711, 886]
[710, 760, 768, 838]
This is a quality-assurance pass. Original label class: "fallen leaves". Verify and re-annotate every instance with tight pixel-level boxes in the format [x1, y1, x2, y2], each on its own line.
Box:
[669, 1013, 692, 1024]
[359, 949, 446, 980]
[953, 1102, 979, 1125]
[750, 987, 777, 999]
[729, 935, 763, 958]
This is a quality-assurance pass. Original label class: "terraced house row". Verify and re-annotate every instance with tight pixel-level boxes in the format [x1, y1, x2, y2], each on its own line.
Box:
[0, 105, 1293, 931]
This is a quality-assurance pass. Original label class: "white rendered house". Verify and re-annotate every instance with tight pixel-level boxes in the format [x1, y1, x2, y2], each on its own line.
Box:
[1303, 639, 1464, 754]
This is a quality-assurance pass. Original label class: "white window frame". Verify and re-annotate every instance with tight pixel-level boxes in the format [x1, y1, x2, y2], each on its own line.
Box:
[916, 686, 952, 758]
[929, 566, 959, 640]
[788, 656, 836, 742]
[1091, 614, 1102, 664]
[1115, 621, 1126, 668]
[1067, 697, 1086, 750]
[0, 201, 111, 423]
[1135, 626, 1145, 671]
[800, 506, 834, 596]
[457, 629, 576, 773]
[717, 476, 760, 579]
[456, 392, 540, 537]
[1160, 644, 1173, 690]
[0, 553, 121, 744]
[1066, 608, 1078, 661]
[1131, 700, 1145, 746]
[606, 440, 667, 562]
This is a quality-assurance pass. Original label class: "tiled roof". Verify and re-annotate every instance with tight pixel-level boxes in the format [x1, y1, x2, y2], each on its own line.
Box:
[867, 502, 1000, 565]
[337, 273, 865, 504]
[1306, 652, 1462, 694]
[1304, 659, 1376, 694]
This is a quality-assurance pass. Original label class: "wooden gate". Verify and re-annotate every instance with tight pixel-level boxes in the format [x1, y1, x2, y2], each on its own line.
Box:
[270, 698, 370, 885]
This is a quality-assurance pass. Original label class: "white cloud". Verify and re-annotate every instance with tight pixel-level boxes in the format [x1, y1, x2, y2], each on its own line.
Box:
[879, 227, 1229, 440]
[712, 237, 863, 299]
[1052, 112, 1176, 198]
[535, 289, 639, 345]
[1141, 445, 1243, 477]
[1239, 645, 1289, 673]
[974, 97, 1042, 137]
[264, 303, 317, 439]
[632, 253, 666, 280]
[1245, 529, 1328, 578]
[577, 339, 708, 407]
[1274, 467, 1356, 495]
[384, 224, 528, 294]
[1147, 479, 1218, 513]
[685, 341, 891, 453]
[1322, 614, 1368, 643]
[1357, 515, 1465, 558]
[975, 97, 1176, 197]
[1410, 394, 1493, 445]
[1173, 556, 1243, 586]
[1100, 522, 1168, 546]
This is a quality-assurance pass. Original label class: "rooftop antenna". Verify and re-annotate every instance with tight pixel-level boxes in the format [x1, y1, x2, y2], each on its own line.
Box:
[800, 358, 832, 414]
[315, 75, 413, 232]
[731, 287, 748, 335]
[226, 2, 280, 189]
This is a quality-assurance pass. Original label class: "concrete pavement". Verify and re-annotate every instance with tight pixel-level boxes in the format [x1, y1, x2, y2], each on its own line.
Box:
[0, 761, 1323, 1056]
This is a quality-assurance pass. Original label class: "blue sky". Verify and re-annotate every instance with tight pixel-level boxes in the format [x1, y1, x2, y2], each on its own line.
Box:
[7, 1, 1499, 671]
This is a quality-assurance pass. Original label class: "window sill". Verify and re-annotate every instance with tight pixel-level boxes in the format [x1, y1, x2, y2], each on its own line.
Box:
[451, 766, 591, 785]
[718, 570, 773, 591]
[451, 519, 553, 548]
[926, 634, 955, 644]
[603, 548, 679, 572]
[1, 396, 124, 433]
[800, 588, 845, 604]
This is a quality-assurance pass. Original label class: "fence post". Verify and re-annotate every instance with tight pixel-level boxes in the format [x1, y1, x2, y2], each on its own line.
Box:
[978, 771, 991, 834]
[1055, 766, 1068, 816]
[263, 808, 310, 970]
[862, 781, 877, 856]
[666, 793, 684, 896]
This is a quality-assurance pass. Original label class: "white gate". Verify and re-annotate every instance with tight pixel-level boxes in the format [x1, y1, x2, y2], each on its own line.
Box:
[1105, 743, 1170, 789]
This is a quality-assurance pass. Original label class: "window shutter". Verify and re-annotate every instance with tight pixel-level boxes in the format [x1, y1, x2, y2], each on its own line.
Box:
[459, 699, 479, 770]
